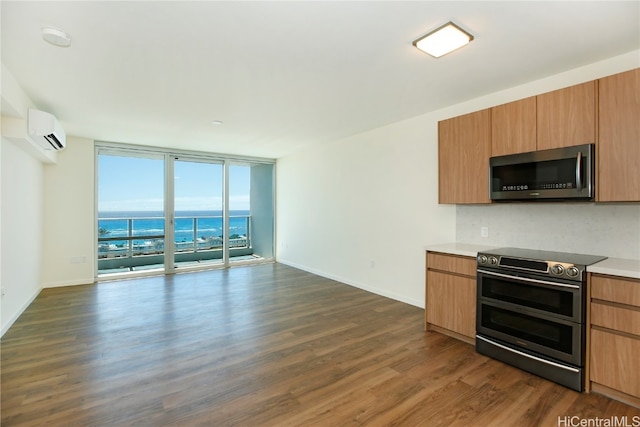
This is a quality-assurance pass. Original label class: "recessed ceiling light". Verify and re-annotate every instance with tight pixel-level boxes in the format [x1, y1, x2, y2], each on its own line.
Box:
[42, 27, 72, 47]
[413, 21, 473, 58]
[211, 120, 223, 125]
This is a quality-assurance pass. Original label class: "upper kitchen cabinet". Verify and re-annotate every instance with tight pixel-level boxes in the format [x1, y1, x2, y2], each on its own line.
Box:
[491, 97, 537, 156]
[597, 68, 640, 202]
[492, 82, 596, 156]
[537, 81, 596, 150]
[438, 109, 491, 204]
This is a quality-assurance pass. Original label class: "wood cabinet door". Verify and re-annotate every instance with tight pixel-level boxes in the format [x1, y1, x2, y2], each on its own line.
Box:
[537, 81, 596, 150]
[491, 97, 537, 156]
[598, 68, 640, 202]
[426, 270, 476, 338]
[590, 329, 640, 398]
[438, 109, 491, 204]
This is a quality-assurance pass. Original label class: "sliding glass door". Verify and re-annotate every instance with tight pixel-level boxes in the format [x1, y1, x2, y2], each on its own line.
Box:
[96, 146, 274, 277]
[97, 152, 166, 274]
[172, 158, 225, 269]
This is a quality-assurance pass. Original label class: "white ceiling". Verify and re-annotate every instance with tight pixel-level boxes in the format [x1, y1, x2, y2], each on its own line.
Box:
[2, 1, 639, 159]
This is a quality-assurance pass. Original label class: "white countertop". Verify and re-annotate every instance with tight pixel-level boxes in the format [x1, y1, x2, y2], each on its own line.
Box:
[426, 243, 640, 280]
[587, 257, 640, 280]
[425, 243, 499, 258]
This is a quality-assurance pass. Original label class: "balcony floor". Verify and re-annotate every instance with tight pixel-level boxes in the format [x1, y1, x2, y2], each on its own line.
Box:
[98, 254, 265, 275]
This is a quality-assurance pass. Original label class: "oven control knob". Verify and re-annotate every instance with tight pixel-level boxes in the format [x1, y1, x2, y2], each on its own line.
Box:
[566, 266, 580, 277]
[477, 255, 488, 265]
[489, 256, 498, 266]
[551, 264, 564, 275]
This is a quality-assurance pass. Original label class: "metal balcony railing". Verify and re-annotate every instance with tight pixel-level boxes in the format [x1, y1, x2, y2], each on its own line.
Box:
[98, 214, 251, 262]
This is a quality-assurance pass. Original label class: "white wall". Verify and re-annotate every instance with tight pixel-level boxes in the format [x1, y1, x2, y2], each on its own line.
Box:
[0, 131, 95, 335]
[1, 138, 45, 334]
[277, 114, 456, 307]
[276, 50, 640, 308]
[42, 137, 96, 287]
[0, 132, 2, 328]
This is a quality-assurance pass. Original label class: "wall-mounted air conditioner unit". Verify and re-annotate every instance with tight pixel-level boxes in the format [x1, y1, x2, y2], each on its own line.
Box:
[2, 108, 67, 163]
[27, 108, 66, 151]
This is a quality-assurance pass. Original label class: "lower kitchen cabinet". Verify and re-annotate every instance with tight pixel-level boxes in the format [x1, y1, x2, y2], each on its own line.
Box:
[589, 274, 640, 408]
[425, 251, 476, 344]
[590, 329, 640, 400]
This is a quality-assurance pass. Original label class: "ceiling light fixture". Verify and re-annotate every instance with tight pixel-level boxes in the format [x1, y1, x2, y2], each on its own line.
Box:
[211, 120, 223, 125]
[42, 27, 72, 47]
[413, 21, 473, 58]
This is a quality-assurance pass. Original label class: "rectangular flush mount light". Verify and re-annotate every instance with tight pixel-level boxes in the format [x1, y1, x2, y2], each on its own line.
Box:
[413, 21, 474, 58]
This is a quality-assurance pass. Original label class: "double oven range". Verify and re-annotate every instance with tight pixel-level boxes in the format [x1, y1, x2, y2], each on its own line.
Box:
[475, 247, 606, 391]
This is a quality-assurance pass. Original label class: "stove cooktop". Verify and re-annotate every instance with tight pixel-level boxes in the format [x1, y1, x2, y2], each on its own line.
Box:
[482, 247, 607, 266]
[476, 247, 608, 281]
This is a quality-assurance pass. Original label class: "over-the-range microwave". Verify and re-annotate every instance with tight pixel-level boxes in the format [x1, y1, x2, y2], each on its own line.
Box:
[490, 143, 595, 201]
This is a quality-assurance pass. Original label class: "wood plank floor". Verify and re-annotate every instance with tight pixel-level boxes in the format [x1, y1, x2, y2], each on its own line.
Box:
[2, 263, 639, 426]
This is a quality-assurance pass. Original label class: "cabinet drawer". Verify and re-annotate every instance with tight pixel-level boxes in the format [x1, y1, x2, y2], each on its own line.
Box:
[591, 302, 640, 336]
[592, 275, 640, 307]
[590, 329, 640, 398]
[427, 252, 476, 277]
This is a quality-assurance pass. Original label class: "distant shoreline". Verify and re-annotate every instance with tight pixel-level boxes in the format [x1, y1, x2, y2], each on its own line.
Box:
[98, 211, 251, 240]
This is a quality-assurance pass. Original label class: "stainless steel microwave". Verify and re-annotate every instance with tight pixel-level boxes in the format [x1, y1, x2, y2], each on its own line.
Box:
[490, 144, 595, 201]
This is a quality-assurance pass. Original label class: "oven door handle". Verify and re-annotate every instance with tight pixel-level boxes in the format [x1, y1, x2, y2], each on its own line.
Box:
[477, 269, 580, 289]
[476, 335, 580, 373]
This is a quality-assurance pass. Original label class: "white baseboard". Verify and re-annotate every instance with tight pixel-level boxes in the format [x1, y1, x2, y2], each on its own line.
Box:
[43, 278, 95, 288]
[1, 287, 42, 337]
[277, 258, 423, 309]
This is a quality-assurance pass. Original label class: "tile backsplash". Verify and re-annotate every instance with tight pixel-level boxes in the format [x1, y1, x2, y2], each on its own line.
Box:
[456, 203, 640, 259]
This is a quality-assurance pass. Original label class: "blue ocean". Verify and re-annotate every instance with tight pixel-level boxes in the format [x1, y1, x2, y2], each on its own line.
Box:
[98, 210, 250, 243]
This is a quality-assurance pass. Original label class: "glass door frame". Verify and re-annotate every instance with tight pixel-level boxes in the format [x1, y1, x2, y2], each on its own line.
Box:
[165, 155, 228, 273]
[96, 142, 275, 280]
[164, 154, 175, 272]
[96, 146, 167, 277]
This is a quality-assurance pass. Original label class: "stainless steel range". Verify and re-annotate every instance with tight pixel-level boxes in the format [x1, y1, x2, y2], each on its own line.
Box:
[475, 247, 606, 391]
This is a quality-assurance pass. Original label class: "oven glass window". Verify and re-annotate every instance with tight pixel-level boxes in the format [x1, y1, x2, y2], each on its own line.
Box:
[481, 305, 574, 355]
[481, 276, 575, 317]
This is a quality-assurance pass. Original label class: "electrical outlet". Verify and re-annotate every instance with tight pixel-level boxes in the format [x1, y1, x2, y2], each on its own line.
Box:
[481, 226, 489, 238]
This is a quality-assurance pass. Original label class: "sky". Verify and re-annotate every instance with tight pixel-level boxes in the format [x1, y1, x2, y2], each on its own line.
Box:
[98, 154, 251, 212]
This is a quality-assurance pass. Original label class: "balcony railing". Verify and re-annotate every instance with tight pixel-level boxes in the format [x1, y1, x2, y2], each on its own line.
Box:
[98, 214, 252, 271]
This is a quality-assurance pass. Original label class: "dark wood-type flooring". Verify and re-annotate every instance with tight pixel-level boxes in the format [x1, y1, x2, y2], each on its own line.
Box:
[2, 263, 639, 426]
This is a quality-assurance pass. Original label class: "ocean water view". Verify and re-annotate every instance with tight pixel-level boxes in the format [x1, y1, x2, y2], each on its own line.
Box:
[98, 210, 250, 244]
